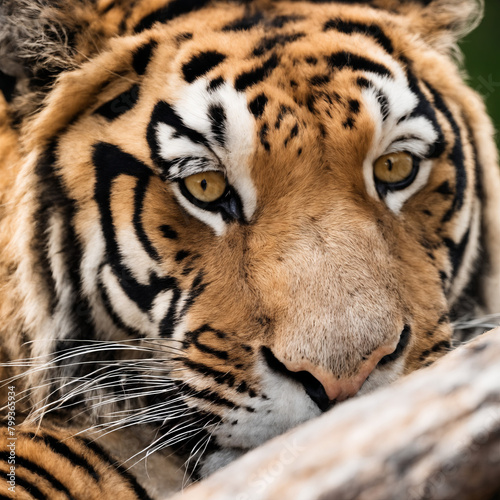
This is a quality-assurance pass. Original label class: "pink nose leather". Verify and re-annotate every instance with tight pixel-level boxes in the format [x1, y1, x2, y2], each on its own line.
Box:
[281, 342, 398, 402]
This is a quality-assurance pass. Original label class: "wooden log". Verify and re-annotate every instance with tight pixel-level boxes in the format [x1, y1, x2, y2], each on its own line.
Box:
[171, 328, 500, 500]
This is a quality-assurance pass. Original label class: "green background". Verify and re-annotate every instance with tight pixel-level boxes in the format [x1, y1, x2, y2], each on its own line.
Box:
[461, 0, 500, 146]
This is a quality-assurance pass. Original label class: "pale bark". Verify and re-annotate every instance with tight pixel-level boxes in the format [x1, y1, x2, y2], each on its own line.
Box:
[172, 328, 500, 500]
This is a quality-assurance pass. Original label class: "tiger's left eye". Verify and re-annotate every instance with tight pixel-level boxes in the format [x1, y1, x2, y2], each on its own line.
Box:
[374, 152, 414, 185]
[183, 171, 227, 203]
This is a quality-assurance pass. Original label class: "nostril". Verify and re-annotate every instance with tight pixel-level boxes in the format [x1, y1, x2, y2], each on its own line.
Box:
[261, 346, 332, 412]
[295, 371, 332, 412]
[378, 324, 411, 366]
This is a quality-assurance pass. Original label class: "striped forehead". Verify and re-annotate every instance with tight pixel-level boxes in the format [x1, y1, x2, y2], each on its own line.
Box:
[147, 78, 258, 229]
[148, 79, 254, 181]
[143, 19, 438, 160]
[91, 6, 446, 234]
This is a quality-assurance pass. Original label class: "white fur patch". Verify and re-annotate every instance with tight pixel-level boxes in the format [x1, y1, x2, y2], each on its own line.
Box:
[100, 264, 156, 335]
[193, 356, 322, 478]
[448, 196, 481, 305]
[170, 182, 227, 236]
[116, 226, 165, 285]
[384, 159, 433, 213]
[153, 78, 257, 233]
[361, 64, 438, 213]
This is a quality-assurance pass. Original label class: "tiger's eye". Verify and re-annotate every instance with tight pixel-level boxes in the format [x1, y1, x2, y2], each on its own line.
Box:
[184, 171, 227, 203]
[373, 152, 414, 184]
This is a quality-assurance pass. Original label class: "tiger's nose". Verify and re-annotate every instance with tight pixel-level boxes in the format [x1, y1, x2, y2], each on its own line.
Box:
[262, 325, 410, 411]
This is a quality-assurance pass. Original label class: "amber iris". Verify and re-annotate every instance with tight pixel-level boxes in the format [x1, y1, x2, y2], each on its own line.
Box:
[184, 171, 227, 203]
[373, 152, 414, 184]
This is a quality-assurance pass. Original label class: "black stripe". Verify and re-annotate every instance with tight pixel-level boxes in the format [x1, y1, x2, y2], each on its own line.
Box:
[27, 433, 100, 481]
[134, 0, 211, 33]
[99, 1, 117, 15]
[184, 324, 229, 360]
[235, 53, 279, 91]
[207, 104, 226, 147]
[133, 175, 161, 261]
[147, 101, 210, 175]
[0, 494, 13, 500]
[443, 229, 470, 278]
[0, 69, 16, 103]
[93, 142, 181, 312]
[78, 438, 154, 500]
[179, 270, 208, 317]
[435, 180, 454, 196]
[327, 51, 392, 78]
[208, 76, 224, 91]
[275, 105, 292, 129]
[160, 224, 178, 239]
[248, 94, 267, 118]
[175, 250, 190, 262]
[403, 67, 446, 159]
[324, 19, 393, 54]
[378, 325, 411, 365]
[262, 345, 332, 411]
[35, 144, 97, 377]
[92, 142, 140, 257]
[419, 340, 451, 361]
[348, 99, 360, 114]
[259, 123, 270, 151]
[132, 40, 158, 76]
[98, 272, 147, 338]
[0, 452, 74, 499]
[424, 82, 467, 223]
[356, 76, 371, 88]
[252, 33, 305, 57]
[175, 32, 193, 45]
[271, 15, 304, 28]
[95, 84, 140, 120]
[222, 13, 263, 31]
[309, 74, 330, 86]
[181, 358, 236, 387]
[33, 147, 60, 315]
[182, 382, 240, 410]
[8, 474, 47, 500]
[159, 287, 183, 337]
[182, 51, 226, 84]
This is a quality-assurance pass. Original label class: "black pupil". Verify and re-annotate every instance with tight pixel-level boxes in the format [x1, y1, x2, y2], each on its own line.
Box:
[201, 179, 207, 191]
[386, 159, 393, 171]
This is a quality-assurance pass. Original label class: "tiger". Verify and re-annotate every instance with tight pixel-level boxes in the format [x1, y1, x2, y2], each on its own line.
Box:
[1, 0, 500, 498]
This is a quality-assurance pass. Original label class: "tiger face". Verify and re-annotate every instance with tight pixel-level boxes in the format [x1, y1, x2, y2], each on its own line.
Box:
[1, 0, 499, 481]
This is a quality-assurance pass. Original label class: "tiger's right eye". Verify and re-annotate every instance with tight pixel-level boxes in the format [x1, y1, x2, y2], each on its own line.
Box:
[374, 152, 414, 185]
[183, 171, 227, 203]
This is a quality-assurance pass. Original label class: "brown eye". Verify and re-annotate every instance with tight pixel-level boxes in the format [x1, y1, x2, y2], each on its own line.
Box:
[373, 152, 414, 184]
[184, 171, 227, 203]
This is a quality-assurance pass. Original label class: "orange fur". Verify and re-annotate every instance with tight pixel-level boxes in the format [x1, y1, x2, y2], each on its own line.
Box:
[0, 0, 498, 496]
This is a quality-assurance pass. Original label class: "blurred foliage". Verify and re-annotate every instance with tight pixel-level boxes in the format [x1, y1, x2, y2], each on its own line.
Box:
[460, 0, 500, 147]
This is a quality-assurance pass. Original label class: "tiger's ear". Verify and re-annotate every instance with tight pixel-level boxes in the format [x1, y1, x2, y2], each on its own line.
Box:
[373, 0, 483, 56]
[0, 1, 78, 102]
[0, 0, 109, 117]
